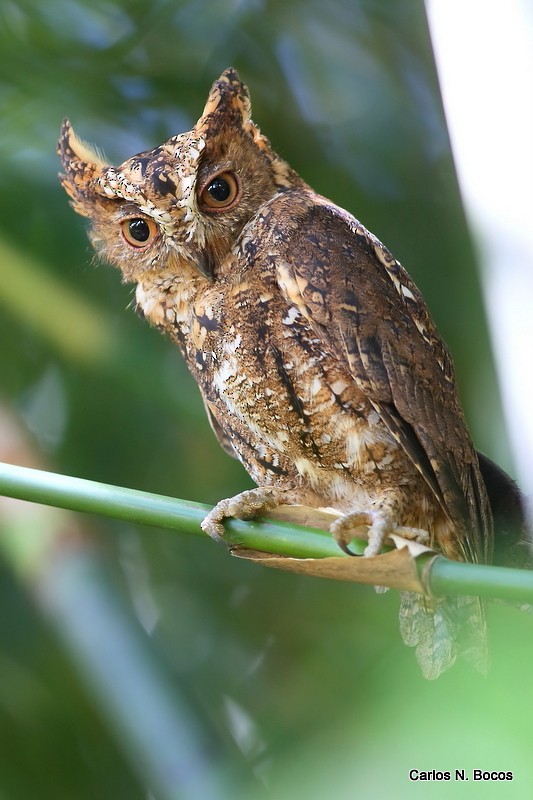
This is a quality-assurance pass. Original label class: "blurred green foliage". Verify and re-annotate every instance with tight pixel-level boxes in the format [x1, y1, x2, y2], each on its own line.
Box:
[0, 0, 531, 797]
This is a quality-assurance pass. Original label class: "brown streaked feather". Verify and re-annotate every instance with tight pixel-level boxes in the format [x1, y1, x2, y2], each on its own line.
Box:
[273, 194, 492, 564]
[202, 396, 238, 459]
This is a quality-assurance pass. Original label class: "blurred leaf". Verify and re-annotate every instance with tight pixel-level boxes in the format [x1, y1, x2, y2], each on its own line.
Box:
[0, 236, 117, 365]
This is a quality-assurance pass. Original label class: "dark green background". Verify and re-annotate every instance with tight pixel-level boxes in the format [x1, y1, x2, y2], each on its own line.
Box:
[0, 1, 531, 798]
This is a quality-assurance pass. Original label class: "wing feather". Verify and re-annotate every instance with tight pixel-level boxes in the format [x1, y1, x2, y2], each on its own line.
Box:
[202, 396, 238, 459]
[272, 195, 492, 564]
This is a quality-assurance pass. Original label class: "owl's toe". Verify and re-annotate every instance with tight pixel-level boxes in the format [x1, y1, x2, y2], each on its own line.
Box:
[330, 511, 374, 556]
[201, 487, 298, 544]
[331, 509, 398, 557]
[200, 507, 229, 543]
[331, 508, 432, 557]
[394, 525, 431, 546]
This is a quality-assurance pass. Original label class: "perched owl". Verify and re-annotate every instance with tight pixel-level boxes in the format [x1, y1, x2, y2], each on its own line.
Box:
[58, 68, 527, 677]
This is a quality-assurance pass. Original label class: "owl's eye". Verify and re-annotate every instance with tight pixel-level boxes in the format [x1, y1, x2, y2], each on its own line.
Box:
[199, 172, 240, 212]
[121, 217, 158, 248]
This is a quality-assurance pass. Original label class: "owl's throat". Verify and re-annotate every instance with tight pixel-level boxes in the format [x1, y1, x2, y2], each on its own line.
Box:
[134, 271, 208, 331]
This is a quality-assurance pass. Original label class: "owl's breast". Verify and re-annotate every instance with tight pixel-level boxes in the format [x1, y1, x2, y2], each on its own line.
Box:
[186, 280, 405, 507]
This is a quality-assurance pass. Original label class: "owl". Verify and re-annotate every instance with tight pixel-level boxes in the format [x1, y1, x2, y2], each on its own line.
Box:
[58, 68, 527, 677]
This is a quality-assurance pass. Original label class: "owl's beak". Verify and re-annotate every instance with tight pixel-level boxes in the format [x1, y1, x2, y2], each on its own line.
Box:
[194, 250, 215, 281]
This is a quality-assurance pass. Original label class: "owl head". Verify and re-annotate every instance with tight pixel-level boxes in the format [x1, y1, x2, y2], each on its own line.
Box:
[58, 68, 300, 282]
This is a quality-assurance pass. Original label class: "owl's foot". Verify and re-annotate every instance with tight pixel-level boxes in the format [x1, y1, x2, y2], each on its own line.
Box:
[201, 487, 299, 544]
[330, 509, 430, 557]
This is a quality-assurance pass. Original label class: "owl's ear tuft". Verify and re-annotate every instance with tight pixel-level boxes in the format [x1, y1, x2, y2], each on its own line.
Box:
[58, 119, 107, 169]
[198, 67, 252, 132]
[57, 119, 107, 218]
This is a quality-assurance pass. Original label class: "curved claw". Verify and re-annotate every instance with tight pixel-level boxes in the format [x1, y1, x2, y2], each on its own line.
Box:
[330, 510, 373, 556]
[338, 539, 363, 557]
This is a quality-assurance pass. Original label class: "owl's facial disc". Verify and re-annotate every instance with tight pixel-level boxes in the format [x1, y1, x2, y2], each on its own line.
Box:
[89, 131, 220, 276]
[58, 68, 293, 283]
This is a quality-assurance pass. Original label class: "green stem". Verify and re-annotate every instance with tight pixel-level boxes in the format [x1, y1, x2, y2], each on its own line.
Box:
[428, 556, 533, 603]
[0, 460, 245, 799]
[1, 461, 533, 603]
[0, 461, 351, 558]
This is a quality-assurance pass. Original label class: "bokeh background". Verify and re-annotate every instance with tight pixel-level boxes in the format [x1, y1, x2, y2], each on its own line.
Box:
[0, 0, 532, 797]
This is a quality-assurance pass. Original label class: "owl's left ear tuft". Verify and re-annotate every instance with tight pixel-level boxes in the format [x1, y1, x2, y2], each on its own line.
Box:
[57, 119, 107, 218]
[198, 67, 252, 131]
[57, 119, 107, 171]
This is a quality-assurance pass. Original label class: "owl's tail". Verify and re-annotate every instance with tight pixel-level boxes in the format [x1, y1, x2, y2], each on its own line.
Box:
[398, 592, 488, 680]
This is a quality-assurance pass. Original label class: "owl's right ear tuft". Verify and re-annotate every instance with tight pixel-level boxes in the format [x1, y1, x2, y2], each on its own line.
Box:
[197, 67, 252, 133]
[57, 119, 107, 218]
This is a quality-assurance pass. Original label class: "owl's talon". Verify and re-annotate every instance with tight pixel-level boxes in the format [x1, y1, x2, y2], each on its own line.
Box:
[201, 487, 298, 544]
[330, 510, 375, 554]
[331, 509, 395, 557]
[331, 508, 432, 557]
[338, 540, 362, 557]
[394, 526, 431, 546]
[199, 512, 228, 544]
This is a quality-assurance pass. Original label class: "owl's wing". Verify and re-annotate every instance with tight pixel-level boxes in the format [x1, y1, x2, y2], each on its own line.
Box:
[272, 198, 492, 564]
[202, 396, 239, 459]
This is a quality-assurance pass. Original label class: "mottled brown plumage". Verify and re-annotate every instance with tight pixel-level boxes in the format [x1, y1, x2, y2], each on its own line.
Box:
[58, 68, 502, 677]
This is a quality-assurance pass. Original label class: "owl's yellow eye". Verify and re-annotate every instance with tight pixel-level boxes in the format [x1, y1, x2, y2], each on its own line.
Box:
[121, 217, 158, 248]
[199, 172, 240, 212]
